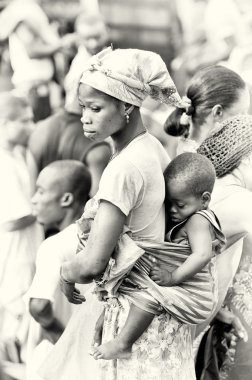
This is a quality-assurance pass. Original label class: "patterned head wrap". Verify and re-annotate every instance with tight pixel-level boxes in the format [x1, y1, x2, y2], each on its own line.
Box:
[79, 47, 187, 108]
[197, 115, 252, 177]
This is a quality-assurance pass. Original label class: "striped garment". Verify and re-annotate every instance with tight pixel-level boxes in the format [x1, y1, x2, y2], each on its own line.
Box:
[96, 210, 226, 325]
[77, 200, 226, 325]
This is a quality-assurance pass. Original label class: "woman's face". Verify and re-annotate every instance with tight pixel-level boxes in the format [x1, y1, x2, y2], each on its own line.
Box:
[222, 87, 250, 119]
[192, 87, 250, 143]
[79, 83, 125, 141]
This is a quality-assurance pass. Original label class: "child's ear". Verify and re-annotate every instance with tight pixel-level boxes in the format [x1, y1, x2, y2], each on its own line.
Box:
[201, 191, 211, 207]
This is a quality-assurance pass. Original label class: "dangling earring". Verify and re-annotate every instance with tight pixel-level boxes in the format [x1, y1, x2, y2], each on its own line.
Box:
[125, 105, 134, 124]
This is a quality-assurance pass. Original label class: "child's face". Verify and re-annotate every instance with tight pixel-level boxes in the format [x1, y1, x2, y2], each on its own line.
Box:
[166, 180, 204, 223]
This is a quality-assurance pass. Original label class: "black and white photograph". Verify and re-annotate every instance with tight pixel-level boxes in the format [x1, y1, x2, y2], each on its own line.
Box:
[0, 0, 252, 379]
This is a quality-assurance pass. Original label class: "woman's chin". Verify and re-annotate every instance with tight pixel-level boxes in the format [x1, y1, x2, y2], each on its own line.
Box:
[83, 131, 98, 140]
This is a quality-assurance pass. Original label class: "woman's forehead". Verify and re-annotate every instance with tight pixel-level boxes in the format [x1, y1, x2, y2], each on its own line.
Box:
[79, 83, 110, 101]
[78, 83, 120, 106]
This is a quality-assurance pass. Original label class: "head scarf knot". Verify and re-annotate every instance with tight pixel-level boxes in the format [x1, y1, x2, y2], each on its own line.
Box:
[79, 47, 186, 108]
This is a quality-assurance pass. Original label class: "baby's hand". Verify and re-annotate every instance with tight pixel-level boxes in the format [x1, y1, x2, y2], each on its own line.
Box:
[150, 263, 174, 286]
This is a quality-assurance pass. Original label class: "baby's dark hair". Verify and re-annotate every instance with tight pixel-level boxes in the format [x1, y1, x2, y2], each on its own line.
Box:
[164, 152, 216, 197]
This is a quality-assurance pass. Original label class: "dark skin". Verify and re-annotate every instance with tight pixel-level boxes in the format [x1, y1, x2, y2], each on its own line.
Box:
[29, 298, 65, 344]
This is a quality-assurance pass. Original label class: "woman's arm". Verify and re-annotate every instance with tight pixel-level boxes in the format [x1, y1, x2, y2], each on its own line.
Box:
[61, 200, 126, 284]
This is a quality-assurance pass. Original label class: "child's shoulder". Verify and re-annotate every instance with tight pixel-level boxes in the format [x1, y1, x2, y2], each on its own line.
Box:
[184, 212, 212, 231]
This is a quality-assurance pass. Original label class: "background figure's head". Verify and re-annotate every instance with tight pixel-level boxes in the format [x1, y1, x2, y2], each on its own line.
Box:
[164, 152, 216, 223]
[32, 160, 91, 229]
[164, 65, 250, 143]
[0, 91, 34, 148]
[75, 12, 109, 56]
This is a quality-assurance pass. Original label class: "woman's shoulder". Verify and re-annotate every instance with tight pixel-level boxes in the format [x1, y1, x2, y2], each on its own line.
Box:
[123, 132, 170, 170]
[101, 155, 144, 189]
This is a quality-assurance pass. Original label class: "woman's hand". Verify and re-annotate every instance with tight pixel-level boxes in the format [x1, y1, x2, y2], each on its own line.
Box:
[216, 307, 248, 342]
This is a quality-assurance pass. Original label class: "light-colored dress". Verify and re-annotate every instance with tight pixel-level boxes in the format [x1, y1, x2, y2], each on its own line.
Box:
[203, 156, 252, 379]
[39, 132, 196, 380]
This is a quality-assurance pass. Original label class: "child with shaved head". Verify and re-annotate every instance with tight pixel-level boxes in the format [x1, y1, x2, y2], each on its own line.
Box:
[93, 152, 226, 360]
[156, 152, 221, 285]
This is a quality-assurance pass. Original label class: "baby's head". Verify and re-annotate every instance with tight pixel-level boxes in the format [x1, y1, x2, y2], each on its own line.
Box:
[164, 152, 216, 223]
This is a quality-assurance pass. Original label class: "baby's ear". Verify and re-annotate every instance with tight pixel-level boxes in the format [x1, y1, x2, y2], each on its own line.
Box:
[201, 191, 211, 207]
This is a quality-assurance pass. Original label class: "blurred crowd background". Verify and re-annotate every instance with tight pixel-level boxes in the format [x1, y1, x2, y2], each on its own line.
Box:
[0, 0, 252, 157]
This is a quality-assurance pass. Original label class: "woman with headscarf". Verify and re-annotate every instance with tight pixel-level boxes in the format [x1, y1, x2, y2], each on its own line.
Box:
[39, 47, 196, 380]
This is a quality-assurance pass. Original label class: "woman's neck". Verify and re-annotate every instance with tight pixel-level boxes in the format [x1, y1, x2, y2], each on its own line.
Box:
[189, 119, 218, 145]
[112, 110, 146, 154]
[189, 124, 212, 145]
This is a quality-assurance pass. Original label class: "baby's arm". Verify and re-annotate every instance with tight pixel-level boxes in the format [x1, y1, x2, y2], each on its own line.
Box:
[150, 214, 212, 286]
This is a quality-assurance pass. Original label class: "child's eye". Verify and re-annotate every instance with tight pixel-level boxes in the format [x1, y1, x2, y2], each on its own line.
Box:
[177, 204, 185, 209]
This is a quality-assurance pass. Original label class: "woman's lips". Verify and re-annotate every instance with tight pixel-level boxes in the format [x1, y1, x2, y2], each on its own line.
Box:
[83, 129, 95, 133]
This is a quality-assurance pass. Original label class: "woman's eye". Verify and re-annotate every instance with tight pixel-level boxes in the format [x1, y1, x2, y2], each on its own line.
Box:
[91, 107, 101, 112]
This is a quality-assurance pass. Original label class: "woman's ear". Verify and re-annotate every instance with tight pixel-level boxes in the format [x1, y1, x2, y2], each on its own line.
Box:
[201, 191, 211, 207]
[211, 104, 223, 120]
[60, 192, 74, 207]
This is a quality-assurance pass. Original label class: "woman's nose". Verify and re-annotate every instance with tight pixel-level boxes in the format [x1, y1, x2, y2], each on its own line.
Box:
[81, 111, 91, 124]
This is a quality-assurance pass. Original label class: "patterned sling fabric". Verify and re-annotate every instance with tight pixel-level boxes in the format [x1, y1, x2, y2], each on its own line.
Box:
[77, 200, 226, 325]
[118, 210, 226, 324]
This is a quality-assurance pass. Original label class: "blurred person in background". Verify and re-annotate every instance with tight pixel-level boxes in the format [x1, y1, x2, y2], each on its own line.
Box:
[25, 160, 92, 380]
[64, 11, 109, 104]
[172, 0, 252, 93]
[0, 92, 43, 380]
[0, 0, 76, 121]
